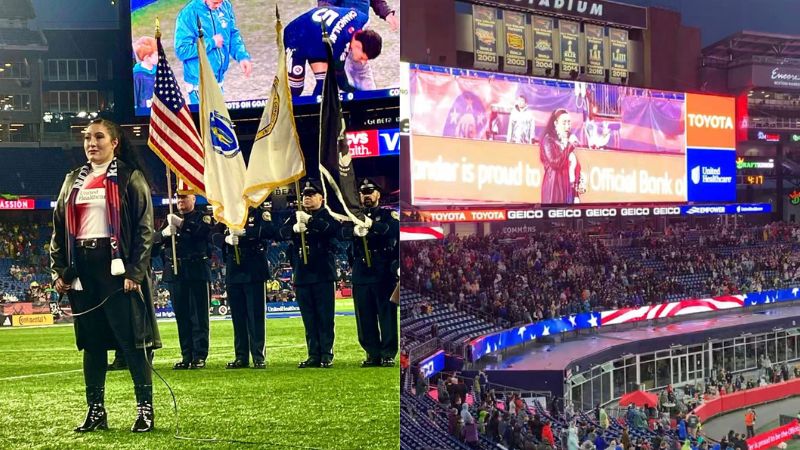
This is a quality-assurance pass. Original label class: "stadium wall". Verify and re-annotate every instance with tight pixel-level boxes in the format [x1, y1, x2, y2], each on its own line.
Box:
[694, 378, 800, 423]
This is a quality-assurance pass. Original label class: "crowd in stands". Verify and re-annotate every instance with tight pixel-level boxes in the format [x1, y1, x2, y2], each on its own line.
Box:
[402, 222, 800, 330]
[403, 363, 800, 450]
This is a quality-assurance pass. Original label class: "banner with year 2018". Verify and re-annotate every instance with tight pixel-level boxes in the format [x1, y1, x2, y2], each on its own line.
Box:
[473, 4, 499, 70]
[503, 10, 528, 73]
[609, 28, 629, 79]
[559, 19, 580, 77]
[532, 15, 554, 74]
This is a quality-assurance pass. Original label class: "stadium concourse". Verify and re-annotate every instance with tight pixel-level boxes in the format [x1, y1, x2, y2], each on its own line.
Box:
[400, 218, 800, 449]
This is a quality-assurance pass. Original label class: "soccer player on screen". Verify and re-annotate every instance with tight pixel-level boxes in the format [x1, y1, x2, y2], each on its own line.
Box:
[317, 0, 399, 31]
[284, 7, 383, 97]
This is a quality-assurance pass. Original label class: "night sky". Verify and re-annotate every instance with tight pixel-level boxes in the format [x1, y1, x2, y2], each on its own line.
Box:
[618, 0, 800, 46]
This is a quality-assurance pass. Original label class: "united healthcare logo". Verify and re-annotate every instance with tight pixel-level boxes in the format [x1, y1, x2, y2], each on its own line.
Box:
[690, 165, 732, 185]
[209, 111, 240, 158]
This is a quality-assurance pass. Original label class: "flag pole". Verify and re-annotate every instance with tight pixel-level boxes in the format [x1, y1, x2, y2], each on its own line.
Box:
[165, 168, 178, 276]
[156, 18, 179, 276]
[294, 180, 308, 265]
[363, 235, 371, 267]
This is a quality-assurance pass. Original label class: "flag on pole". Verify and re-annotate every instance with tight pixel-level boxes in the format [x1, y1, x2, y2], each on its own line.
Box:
[318, 30, 365, 227]
[147, 34, 205, 195]
[197, 25, 247, 229]
[243, 8, 305, 206]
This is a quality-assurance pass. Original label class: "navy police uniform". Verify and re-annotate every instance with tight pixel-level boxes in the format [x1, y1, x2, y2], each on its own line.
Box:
[153, 202, 213, 369]
[277, 180, 340, 368]
[340, 179, 399, 367]
[213, 207, 272, 369]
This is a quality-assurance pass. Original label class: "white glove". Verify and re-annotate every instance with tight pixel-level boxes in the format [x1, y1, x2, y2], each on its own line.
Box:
[354, 225, 369, 237]
[362, 216, 373, 228]
[231, 228, 246, 236]
[166, 213, 183, 228]
[161, 225, 177, 237]
[292, 222, 307, 234]
[224, 234, 239, 246]
[296, 211, 312, 224]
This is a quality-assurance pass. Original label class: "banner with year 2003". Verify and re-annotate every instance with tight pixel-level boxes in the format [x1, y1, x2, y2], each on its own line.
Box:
[503, 10, 527, 73]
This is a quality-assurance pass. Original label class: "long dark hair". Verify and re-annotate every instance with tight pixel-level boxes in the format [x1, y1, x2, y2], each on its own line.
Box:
[89, 118, 150, 182]
[540, 108, 570, 142]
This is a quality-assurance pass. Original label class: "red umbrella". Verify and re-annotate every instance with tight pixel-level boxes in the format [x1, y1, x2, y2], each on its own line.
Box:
[619, 390, 658, 408]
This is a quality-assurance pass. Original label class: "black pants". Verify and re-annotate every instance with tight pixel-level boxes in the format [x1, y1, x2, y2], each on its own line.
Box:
[747, 425, 754, 438]
[168, 280, 210, 361]
[227, 282, 265, 363]
[353, 282, 398, 360]
[72, 242, 151, 389]
[295, 282, 335, 362]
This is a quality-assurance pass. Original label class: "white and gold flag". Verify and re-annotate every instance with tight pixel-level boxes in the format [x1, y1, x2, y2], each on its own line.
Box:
[243, 11, 306, 206]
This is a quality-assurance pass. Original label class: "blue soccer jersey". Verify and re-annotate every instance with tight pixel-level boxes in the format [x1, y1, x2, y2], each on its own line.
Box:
[284, 7, 369, 95]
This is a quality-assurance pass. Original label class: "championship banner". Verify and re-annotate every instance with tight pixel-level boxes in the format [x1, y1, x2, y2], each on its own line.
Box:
[559, 19, 580, 76]
[503, 10, 527, 74]
[584, 23, 605, 77]
[472, 4, 499, 70]
[609, 28, 629, 79]
[532, 16, 554, 73]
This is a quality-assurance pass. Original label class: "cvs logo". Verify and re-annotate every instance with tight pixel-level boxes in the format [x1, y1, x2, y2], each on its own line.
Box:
[346, 130, 379, 158]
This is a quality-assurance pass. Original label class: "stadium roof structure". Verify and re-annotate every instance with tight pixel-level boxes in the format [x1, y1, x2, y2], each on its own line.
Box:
[0, 27, 47, 50]
[0, 0, 35, 20]
[702, 30, 800, 65]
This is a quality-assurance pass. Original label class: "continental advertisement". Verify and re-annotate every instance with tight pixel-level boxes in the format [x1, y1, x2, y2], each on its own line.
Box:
[12, 314, 54, 327]
[503, 10, 527, 73]
[559, 19, 580, 76]
[472, 4, 499, 70]
[408, 64, 737, 205]
[532, 16, 555, 73]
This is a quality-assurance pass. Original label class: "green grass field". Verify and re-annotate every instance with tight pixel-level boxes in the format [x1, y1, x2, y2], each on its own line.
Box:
[0, 300, 399, 449]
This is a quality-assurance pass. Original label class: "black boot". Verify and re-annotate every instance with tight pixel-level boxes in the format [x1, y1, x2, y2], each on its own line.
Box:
[131, 384, 154, 432]
[74, 386, 107, 432]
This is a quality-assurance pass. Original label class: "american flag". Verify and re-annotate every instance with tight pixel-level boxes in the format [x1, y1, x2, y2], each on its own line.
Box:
[600, 295, 746, 325]
[147, 36, 205, 195]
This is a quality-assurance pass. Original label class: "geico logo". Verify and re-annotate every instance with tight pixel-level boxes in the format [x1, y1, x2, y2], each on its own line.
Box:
[621, 208, 650, 216]
[548, 209, 582, 218]
[429, 212, 466, 221]
[586, 208, 617, 217]
[508, 210, 544, 220]
[471, 211, 506, 220]
[688, 113, 733, 130]
[653, 207, 680, 215]
[420, 360, 435, 377]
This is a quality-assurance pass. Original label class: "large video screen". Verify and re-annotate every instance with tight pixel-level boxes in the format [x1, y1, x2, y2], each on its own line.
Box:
[407, 64, 736, 206]
[130, 0, 399, 115]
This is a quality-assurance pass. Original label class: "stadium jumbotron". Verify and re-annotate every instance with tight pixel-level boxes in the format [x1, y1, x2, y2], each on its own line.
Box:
[400, 0, 800, 449]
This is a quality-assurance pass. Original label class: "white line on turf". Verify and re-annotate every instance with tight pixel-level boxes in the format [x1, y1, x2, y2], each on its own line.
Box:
[0, 369, 82, 381]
